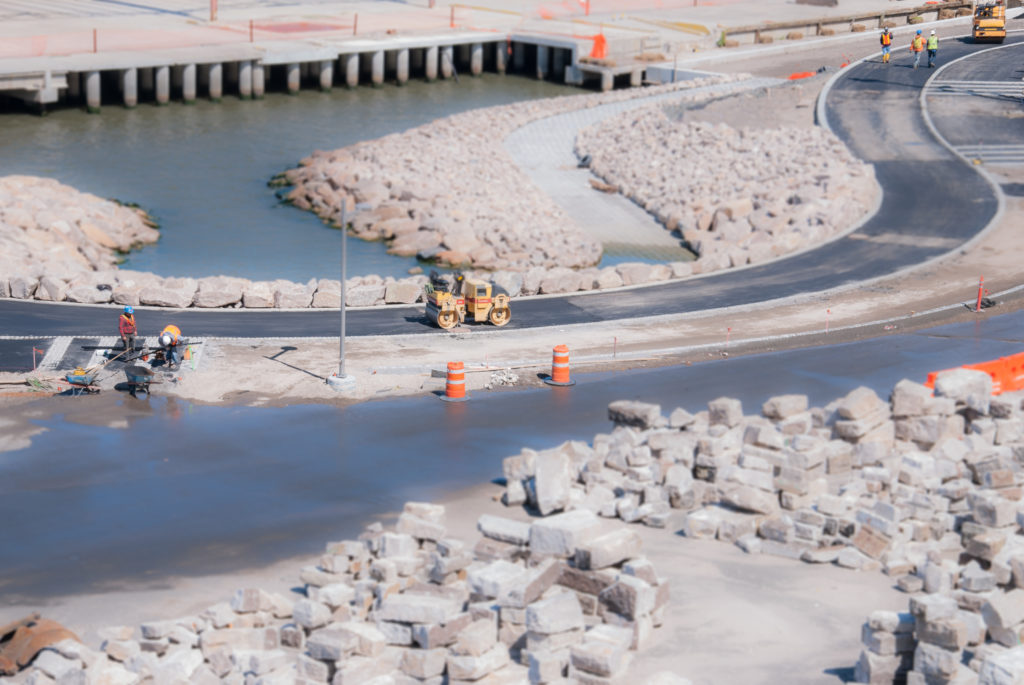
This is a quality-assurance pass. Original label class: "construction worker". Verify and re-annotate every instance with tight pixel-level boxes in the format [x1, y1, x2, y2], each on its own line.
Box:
[910, 29, 925, 69]
[158, 324, 183, 370]
[118, 306, 136, 352]
[880, 27, 893, 64]
[927, 30, 939, 68]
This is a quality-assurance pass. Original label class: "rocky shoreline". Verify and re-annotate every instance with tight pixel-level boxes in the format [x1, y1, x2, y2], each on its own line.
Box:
[0, 75, 878, 310]
[576, 107, 877, 272]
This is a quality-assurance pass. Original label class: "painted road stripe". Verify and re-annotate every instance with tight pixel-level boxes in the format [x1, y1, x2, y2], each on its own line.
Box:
[928, 80, 1024, 98]
[956, 145, 1024, 165]
[36, 336, 71, 371]
[87, 336, 117, 369]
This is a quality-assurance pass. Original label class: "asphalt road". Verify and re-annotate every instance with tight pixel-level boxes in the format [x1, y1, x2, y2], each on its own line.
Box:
[1, 36, 1020, 342]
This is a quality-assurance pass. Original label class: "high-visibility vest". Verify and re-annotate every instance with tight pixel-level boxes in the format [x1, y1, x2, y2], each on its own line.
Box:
[119, 314, 135, 333]
[911, 36, 924, 51]
[881, 33, 892, 46]
[161, 324, 181, 345]
[927, 35, 938, 50]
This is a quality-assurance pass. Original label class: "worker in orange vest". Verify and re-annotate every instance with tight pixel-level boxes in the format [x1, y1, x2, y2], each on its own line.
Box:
[118, 306, 137, 352]
[909, 29, 925, 69]
[879, 27, 893, 64]
[159, 324, 183, 369]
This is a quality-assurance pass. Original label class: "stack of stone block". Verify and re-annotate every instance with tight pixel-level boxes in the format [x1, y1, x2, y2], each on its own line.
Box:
[855, 610, 915, 684]
[11, 500, 686, 685]
[498, 368, 1024, 587]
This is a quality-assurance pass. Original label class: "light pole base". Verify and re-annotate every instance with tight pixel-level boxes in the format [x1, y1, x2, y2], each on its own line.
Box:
[327, 373, 356, 392]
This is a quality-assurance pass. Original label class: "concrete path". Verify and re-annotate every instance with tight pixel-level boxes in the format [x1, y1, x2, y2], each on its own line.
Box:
[503, 76, 781, 253]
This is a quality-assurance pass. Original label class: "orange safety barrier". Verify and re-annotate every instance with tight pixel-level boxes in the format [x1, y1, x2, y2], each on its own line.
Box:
[440, 361, 468, 402]
[545, 345, 576, 387]
[924, 351, 1024, 395]
[788, 71, 816, 80]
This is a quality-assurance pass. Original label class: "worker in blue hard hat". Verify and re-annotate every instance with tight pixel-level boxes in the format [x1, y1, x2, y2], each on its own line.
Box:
[118, 305, 137, 352]
[910, 29, 925, 70]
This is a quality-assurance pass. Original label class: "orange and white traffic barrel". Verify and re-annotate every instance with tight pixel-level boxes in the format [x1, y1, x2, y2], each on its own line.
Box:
[544, 345, 575, 387]
[440, 361, 469, 402]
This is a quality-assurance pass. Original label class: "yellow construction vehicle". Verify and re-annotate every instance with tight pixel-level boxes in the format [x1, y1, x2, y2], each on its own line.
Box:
[424, 271, 511, 330]
[973, 1, 1006, 43]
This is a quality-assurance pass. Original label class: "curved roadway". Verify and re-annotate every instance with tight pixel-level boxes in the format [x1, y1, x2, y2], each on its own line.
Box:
[0, 36, 1020, 342]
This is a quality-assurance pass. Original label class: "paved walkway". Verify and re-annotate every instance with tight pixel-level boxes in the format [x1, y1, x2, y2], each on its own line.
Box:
[503, 76, 781, 252]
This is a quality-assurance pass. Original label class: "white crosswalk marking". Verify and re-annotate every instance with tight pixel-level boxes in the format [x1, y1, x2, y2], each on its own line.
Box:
[87, 336, 118, 369]
[955, 144, 1024, 166]
[37, 336, 71, 371]
[928, 80, 1024, 99]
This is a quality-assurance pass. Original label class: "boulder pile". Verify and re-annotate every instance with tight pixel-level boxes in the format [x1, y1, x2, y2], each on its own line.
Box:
[12, 501, 690, 684]
[497, 368, 1023, 573]
[575, 108, 877, 272]
[496, 369, 1024, 683]
[279, 74, 752, 273]
[0, 175, 159, 303]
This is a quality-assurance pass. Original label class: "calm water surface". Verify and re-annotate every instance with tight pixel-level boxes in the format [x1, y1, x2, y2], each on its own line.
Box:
[0, 76, 581, 281]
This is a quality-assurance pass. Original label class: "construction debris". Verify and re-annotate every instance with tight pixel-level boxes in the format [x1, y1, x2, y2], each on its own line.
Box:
[485, 369, 520, 390]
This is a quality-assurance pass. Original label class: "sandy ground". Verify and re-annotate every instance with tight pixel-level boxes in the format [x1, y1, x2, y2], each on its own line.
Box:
[0, 479, 906, 685]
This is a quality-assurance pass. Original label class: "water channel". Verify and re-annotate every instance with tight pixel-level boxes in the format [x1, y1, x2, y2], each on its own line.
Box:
[1, 75, 595, 282]
[2, 312, 1021, 601]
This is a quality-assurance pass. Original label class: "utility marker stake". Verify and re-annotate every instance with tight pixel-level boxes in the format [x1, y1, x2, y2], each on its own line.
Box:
[826, 308, 831, 334]
[726, 327, 731, 347]
[976, 275, 985, 312]
[613, 336, 617, 358]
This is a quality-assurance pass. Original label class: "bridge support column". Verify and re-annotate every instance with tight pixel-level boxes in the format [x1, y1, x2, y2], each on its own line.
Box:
[600, 70, 613, 92]
[470, 43, 483, 76]
[440, 46, 453, 78]
[239, 60, 253, 99]
[122, 67, 137, 108]
[154, 65, 170, 105]
[85, 70, 101, 113]
[396, 49, 409, 85]
[208, 63, 223, 101]
[343, 54, 359, 88]
[536, 45, 549, 80]
[182, 64, 197, 103]
[425, 46, 438, 81]
[495, 42, 507, 74]
[371, 50, 384, 87]
[252, 65, 265, 98]
[319, 59, 333, 92]
[286, 63, 300, 94]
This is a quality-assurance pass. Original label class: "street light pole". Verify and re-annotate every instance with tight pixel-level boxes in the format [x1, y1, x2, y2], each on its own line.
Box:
[340, 202, 348, 377]
[327, 201, 355, 392]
